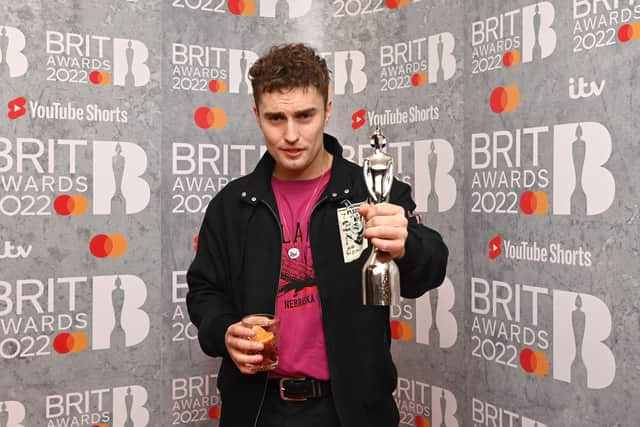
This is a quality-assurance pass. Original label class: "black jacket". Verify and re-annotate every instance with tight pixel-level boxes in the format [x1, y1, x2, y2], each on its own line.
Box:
[187, 133, 448, 427]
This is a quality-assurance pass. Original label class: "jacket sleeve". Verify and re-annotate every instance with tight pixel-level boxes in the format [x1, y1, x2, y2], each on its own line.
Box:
[390, 180, 449, 299]
[186, 196, 240, 358]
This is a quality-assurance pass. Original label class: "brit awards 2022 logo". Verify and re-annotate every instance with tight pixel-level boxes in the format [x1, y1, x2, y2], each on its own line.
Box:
[470, 277, 616, 389]
[170, 0, 312, 19]
[0, 137, 150, 218]
[171, 374, 222, 424]
[46, 385, 150, 427]
[394, 376, 459, 426]
[572, 0, 640, 53]
[171, 141, 265, 214]
[0, 401, 26, 427]
[0, 274, 150, 360]
[0, 26, 28, 79]
[472, 398, 547, 427]
[470, 122, 615, 216]
[44, 30, 150, 87]
[171, 42, 258, 94]
[171, 271, 197, 342]
[378, 32, 456, 91]
[330, 0, 423, 18]
[471, 1, 557, 74]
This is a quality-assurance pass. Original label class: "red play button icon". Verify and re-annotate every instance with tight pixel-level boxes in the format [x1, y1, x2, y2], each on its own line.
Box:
[8, 97, 27, 120]
[352, 108, 366, 129]
[489, 235, 502, 259]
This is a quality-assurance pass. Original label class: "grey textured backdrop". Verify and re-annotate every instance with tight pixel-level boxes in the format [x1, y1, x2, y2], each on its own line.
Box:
[0, 0, 637, 425]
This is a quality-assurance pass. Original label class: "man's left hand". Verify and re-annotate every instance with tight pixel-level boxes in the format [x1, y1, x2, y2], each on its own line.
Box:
[358, 202, 408, 259]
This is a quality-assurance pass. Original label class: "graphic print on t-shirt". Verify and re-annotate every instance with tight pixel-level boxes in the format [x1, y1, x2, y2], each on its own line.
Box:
[278, 234, 318, 310]
[271, 171, 331, 379]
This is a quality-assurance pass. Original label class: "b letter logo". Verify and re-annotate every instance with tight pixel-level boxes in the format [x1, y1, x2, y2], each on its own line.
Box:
[0, 401, 26, 427]
[0, 26, 28, 78]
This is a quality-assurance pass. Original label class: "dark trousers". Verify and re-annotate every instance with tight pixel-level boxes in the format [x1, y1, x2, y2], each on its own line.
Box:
[256, 383, 342, 427]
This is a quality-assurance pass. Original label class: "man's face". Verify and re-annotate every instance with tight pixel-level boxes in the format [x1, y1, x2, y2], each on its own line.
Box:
[254, 86, 332, 180]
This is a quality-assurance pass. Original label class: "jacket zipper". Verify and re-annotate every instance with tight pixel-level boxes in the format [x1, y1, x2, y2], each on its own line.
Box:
[251, 194, 330, 426]
[253, 199, 283, 427]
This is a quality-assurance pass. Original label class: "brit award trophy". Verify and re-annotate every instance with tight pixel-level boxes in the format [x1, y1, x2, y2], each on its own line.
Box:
[362, 127, 400, 306]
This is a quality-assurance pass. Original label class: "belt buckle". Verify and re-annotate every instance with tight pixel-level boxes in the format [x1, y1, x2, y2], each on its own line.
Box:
[279, 378, 308, 401]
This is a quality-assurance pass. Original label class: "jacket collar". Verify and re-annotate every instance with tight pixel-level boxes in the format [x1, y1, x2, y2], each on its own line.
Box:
[239, 133, 356, 206]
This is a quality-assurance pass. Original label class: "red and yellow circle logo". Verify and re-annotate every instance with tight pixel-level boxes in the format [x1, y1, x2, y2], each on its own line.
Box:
[53, 331, 89, 354]
[386, 0, 410, 9]
[411, 72, 427, 87]
[208, 406, 222, 419]
[90, 234, 128, 258]
[490, 85, 520, 114]
[209, 80, 228, 93]
[89, 71, 111, 85]
[54, 195, 89, 216]
[520, 348, 549, 376]
[618, 22, 640, 42]
[502, 50, 521, 67]
[390, 320, 414, 341]
[194, 107, 228, 130]
[228, 0, 256, 16]
[415, 415, 430, 427]
[520, 191, 549, 215]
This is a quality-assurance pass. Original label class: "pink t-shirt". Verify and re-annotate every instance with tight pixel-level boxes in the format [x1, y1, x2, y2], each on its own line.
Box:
[270, 170, 331, 380]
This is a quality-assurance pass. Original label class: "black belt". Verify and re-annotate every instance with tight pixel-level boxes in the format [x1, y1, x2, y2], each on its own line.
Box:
[268, 377, 331, 401]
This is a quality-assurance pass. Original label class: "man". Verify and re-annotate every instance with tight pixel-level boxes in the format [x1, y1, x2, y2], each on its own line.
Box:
[187, 43, 448, 427]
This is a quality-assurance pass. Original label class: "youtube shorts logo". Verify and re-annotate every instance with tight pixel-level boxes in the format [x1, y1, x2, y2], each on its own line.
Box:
[489, 235, 502, 259]
[352, 108, 366, 129]
[8, 97, 26, 120]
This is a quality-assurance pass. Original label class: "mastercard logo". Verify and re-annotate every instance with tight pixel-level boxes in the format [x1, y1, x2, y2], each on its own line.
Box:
[520, 191, 549, 215]
[194, 107, 228, 130]
[89, 71, 111, 85]
[228, 0, 256, 16]
[386, 0, 410, 9]
[411, 72, 427, 87]
[53, 331, 89, 354]
[520, 348, 549, 376]
[54, 195, 89, 216]
[490, 85, 520, 114]
[208, 406, 222, 419]
[502, 50, 521, 67]
[618, 22, 640, 42]
[194, 235, 199, 252]
[209, 80, 227, 93]
[415, 416, 430, 427]
[90, 234, 128, 258]
[390, 320, 413, 341]
[92, 424, 109, 427]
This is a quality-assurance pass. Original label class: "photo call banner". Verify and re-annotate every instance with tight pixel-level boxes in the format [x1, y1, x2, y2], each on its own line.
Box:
[1, 0, 638, 425]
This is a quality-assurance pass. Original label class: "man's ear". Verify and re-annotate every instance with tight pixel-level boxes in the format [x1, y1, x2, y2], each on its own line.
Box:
[324, 100, 333, 124]
[253, 105, 261, 128]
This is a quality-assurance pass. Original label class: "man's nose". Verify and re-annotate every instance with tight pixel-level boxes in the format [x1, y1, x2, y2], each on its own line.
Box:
[284, 120, 300, 143]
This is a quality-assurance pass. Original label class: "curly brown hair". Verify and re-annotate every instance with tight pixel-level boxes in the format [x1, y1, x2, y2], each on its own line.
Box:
[249, 43, 331, 108]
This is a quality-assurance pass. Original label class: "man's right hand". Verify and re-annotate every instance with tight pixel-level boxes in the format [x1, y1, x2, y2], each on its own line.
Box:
[225, 322, 265, 374]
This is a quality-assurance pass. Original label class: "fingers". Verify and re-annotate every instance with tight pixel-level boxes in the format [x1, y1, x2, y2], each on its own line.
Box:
[225, 322, 264, 374]
[358, 202, 404, 220]
[359, 202, 408, 259]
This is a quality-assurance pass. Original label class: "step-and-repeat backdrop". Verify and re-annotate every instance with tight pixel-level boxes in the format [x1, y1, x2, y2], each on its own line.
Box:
[1, 0, 638, 425]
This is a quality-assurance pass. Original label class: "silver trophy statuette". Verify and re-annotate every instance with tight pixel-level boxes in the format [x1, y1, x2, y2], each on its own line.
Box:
[362, 127, 400, 306]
